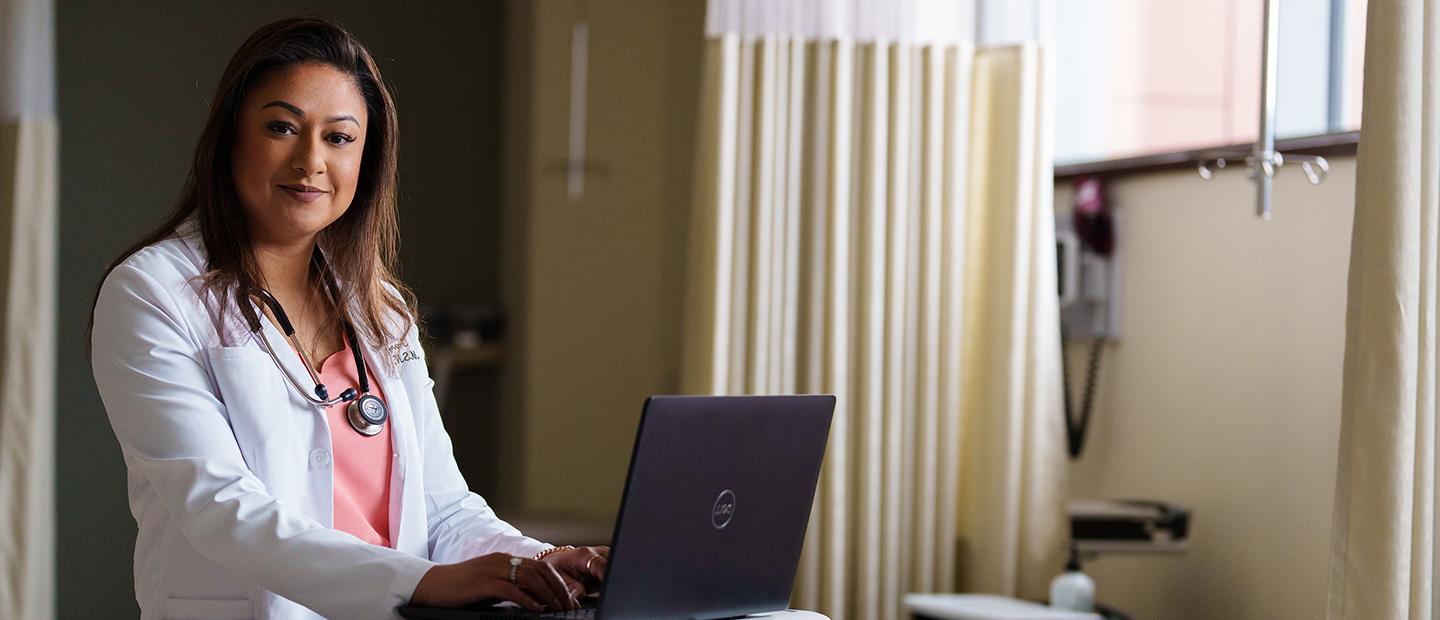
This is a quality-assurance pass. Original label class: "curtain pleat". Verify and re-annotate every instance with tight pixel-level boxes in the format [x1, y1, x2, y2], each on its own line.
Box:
[0, 0, 57, 615]
[936, 43, 972, 596]
[684, 23, 1059, 618]
[951, 44, 1068, 600]
[881, 42, 912, 620]
[794, 38, 826, 607]
[1019, 43, 1065, 599]
[820, 38, 854, 617]
[0, 118, 57, 620]
[1327, 0, 1440, 618]
[911, 42, 943, 596]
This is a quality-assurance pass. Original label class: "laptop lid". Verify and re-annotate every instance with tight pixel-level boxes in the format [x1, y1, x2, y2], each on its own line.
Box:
[597, 394, 835, 620]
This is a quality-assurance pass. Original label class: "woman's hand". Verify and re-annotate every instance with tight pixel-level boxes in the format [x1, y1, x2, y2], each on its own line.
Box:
[409, 553, 579, 611]
[540, 546, 610, 599]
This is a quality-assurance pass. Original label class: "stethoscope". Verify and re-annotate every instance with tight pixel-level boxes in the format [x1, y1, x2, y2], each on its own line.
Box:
[248, 282, 389, 437]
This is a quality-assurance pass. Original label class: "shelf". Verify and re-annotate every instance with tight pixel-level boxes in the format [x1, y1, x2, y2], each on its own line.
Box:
[1075, 539, 1188, 555]
[430, 342, 503, 369]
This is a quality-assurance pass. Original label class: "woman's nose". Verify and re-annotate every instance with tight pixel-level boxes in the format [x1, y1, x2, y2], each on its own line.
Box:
[291, 141, 326, 176]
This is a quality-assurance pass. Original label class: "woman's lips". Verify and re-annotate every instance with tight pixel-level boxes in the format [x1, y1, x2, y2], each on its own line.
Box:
[278, 184, 327, 203]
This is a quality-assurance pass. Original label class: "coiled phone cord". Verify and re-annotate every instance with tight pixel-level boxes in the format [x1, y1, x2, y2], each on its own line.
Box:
[1061, 331, 1104, 459]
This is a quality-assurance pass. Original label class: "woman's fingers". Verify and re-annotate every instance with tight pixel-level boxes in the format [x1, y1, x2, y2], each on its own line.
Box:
[584, 552, 608, 580]
[493, 581, 544, 612]
[468, 554, 563, 611]
[520, 560, 576, 611]
[414, 554, 585, 611]
[553, 569, 585, 599]
[576, 546, 609, 581]
[535, 560, 579, 609]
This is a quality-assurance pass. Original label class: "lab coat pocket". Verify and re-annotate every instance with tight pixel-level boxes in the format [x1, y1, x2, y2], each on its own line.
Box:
[162, 596, 253, 620]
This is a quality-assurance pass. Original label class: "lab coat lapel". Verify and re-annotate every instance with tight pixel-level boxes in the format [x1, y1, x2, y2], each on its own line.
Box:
[356, 334, 422, 555]
[177, 219, 254, 348]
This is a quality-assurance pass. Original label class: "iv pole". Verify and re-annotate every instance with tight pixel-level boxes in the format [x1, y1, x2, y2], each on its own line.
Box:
[1195, 0, 1329, 220]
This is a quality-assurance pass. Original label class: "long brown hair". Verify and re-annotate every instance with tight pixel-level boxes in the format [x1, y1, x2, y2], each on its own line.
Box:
[91, 16, 417, 361]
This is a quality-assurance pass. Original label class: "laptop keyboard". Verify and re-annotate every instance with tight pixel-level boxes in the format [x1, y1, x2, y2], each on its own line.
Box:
[399, 603, 598, 620]
[468, 608, 595, 619]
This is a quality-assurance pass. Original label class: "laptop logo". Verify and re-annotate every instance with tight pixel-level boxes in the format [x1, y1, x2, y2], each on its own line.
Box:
[712, 489, 736, 529]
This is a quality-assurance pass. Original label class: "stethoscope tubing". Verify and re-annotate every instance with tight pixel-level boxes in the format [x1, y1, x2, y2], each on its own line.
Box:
[247, 281, 389, 436]
[254, 324, 355, 407]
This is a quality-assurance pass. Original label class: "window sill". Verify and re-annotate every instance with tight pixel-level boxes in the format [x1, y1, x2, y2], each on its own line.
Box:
[1053, 131, 1359, 181]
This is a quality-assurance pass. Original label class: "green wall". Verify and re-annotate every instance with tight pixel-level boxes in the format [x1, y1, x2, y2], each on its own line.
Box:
[56, 3, 507, 616]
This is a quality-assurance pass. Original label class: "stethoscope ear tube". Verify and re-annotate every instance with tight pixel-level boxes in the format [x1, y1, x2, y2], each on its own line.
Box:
[253, 289, 296, 336]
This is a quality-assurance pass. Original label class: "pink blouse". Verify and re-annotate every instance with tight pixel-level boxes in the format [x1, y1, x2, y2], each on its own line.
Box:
[317, 342, 394, 547]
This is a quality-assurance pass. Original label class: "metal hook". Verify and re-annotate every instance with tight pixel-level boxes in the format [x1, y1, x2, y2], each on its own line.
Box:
[1259, 153, 1279, 179]
[1240, 153, 1281, 181]
[1294, 155, 1329, 185]
[1197, 157, 1228, 180]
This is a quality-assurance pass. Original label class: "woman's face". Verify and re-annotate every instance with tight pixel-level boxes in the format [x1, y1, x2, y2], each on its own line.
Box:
[232, 62, 369, 246]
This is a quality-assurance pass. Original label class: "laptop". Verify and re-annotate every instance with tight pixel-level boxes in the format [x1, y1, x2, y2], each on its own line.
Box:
[399, 394, 835, 620]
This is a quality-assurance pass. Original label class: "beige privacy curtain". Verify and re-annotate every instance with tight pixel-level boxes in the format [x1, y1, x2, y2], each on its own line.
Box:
[1327, 0, 1440, 618]
[682, 1, 1065, 619]
[0, 0, 57, 618]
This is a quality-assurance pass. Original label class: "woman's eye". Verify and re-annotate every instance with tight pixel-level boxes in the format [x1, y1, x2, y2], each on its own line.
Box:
[266, 121, 296, 135]
[326, 133, 356, 145]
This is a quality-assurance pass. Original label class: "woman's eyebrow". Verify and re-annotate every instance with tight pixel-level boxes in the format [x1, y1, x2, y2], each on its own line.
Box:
[261, 100, 360, 126]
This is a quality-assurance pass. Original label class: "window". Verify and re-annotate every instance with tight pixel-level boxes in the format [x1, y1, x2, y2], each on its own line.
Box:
[1053, 0, 1365, 165]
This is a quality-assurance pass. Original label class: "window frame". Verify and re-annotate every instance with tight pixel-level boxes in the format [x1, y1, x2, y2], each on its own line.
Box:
[1053, 130, 1357, 181]
[1052, 0, 1362, 179]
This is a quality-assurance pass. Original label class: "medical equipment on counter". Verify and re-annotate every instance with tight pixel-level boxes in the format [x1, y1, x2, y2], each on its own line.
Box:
[1049, 546, 1096, 613]
[905, 594, 1105, 620]
[1070, 499, 1191, 554]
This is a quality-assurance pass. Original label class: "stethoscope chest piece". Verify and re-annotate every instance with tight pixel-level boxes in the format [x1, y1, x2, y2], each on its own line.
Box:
[347, 393, 388, 437]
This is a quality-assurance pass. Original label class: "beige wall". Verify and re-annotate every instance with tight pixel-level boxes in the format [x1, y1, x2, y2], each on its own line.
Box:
[1057, 158, 1353, 619]
[507, 0, 706, 523]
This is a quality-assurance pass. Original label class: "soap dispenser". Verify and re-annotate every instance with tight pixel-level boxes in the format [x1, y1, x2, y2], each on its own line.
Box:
[1049, 545, 1096, 613]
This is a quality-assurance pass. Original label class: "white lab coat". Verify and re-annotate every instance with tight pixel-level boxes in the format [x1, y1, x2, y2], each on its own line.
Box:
[90, 222, 549, 620]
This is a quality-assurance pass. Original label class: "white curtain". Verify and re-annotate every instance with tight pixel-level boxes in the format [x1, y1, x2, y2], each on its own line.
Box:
[1327, 0, 1440, 618]
[682, 1, 1063, 618]
[0, 0, 56, 618]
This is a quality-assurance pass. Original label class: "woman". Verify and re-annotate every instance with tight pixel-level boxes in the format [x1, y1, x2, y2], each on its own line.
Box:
[89, 16, 604, 620]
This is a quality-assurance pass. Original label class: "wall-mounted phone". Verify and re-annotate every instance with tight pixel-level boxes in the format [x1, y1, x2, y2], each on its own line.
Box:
[1057, 177, 1121, 458]
[1057, 179, 1121, 341]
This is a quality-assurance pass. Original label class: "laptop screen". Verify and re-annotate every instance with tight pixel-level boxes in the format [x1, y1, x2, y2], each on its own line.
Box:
[598, 395, 834, 619]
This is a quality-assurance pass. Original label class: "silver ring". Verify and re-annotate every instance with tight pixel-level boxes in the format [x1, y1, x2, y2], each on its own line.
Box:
[508, 556, 522, 584]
